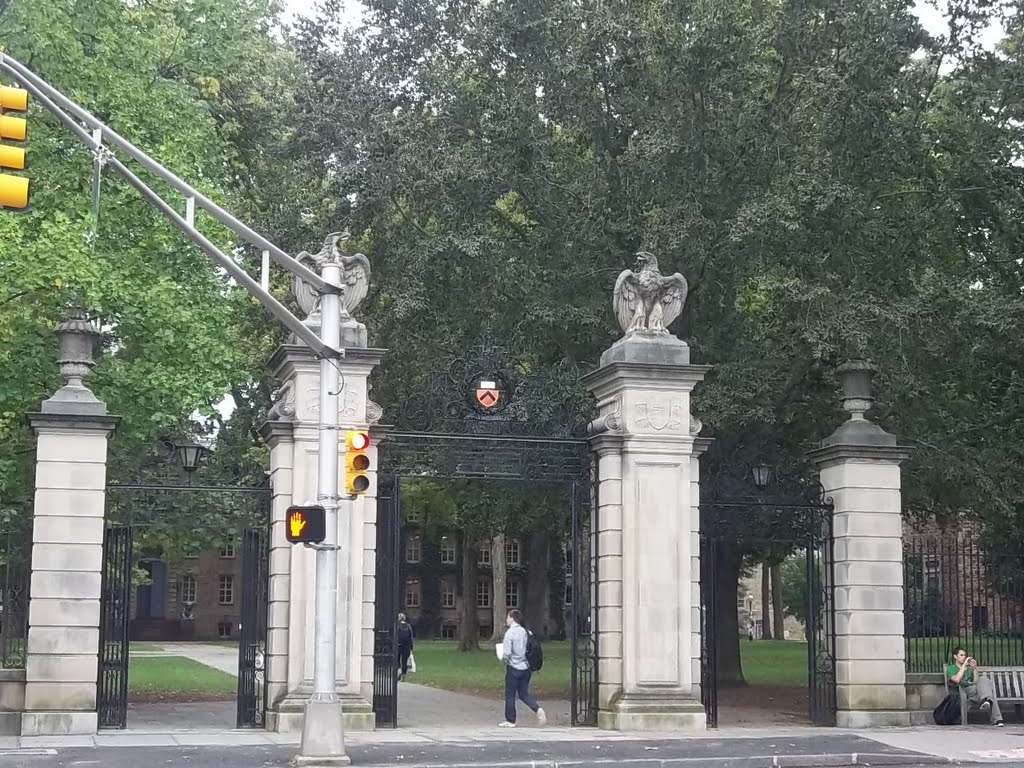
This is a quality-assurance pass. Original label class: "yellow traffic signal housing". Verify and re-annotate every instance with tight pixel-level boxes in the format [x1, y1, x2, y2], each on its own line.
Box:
[0, 85, 29, 210]
[344, 431, 371, 495]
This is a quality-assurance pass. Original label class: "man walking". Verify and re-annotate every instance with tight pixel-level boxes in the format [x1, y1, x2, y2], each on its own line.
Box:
[499, 609, 546, 728]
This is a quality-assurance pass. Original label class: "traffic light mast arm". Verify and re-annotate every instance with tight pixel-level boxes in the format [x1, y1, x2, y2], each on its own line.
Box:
[0, 53, 341, 360]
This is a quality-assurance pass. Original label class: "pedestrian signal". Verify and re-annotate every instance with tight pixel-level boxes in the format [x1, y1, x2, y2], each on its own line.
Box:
[0, 85, 29, 210]
[344, 431, 370, 495]
[285, 505, 326, 544]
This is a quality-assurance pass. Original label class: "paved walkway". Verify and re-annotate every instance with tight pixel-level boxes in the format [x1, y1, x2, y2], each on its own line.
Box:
[134, 642, 239, 676]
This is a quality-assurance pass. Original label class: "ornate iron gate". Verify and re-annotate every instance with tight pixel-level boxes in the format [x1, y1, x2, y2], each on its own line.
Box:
[100, 468, 271, 729]
[373, 479, 401, 728]
[370, 334, 598, 728]
[237, 524, 270, 728]
[699, 494, 835, 728]
[98, 525, 133, 729]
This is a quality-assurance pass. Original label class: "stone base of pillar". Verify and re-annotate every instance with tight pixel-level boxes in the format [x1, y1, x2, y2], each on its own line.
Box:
[20, 711, 97, 736]
[268, 692, 374, 733]
[598, 692, 706, 731]
[837, 710, 911, 728]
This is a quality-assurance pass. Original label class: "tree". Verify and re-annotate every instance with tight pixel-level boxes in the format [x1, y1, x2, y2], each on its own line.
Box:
[283, 0, 1024, 684]
[0, 0, 296, 518]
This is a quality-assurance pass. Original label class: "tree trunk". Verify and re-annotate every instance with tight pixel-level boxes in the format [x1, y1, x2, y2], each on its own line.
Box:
[771, 562, 785, 640]
[458, 532, 480, 651]
[713, 543, 746, 685]
[524, 532, 551, 637]
[760, 561, 773, 640]
[491, 533, 507, 642]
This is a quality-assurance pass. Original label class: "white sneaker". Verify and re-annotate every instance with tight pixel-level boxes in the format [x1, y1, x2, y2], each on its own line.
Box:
[537, 707, 547, 726]
[981, 699, 992, 713]
[498, 721, 516, 728]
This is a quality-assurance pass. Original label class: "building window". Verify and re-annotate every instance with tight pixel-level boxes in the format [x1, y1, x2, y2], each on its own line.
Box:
[218, 575, 234, 605]
[406, 535, 422, 563]
[441, 623, 456, 640]
[405, 578, 421, 608]
[972, 605, 990, 632]
[476, 579, 491, 608]
[218, 622, 233, 639]
[479, 546, 491, 566]
[219, 545, 235, 559]
[924, 554, 940, 593]
[479, 624, 493, 639]
[564, 543, 573, 573]
[564, 582, 573, 605]
[506, 581, 520, 608]
[441, 581, 456, 609]
[406, 508, 421, 523]
[441, 536, 457, 564]
[506, 539, 521, 566]
[179, 575, 197, 603]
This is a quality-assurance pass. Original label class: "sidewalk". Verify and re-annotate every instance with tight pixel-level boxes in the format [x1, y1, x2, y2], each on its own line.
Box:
[0, 730, 963, 768]
[8, 724, 1023, 766]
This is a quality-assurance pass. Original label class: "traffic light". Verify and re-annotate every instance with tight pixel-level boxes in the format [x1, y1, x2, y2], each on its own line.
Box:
[285, 505, 326, 544]
[344, 431, 370, 495]
[0, 85, 29, 210]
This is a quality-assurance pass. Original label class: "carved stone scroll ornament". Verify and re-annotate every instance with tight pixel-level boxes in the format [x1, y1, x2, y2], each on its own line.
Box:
[267, 381, 296, 421]
[612, 251, 688, 336]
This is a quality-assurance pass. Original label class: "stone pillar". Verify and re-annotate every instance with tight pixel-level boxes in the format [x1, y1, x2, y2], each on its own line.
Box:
[808, 360, 910, 728]
[22, 310, 119, 736]
[583, 334, 709, 731]
[261, 344, 385, 733]
[260, 417, 295, 726]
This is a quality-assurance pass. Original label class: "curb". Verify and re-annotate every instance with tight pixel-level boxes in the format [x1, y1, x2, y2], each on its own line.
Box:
[368, 754, 954, 768]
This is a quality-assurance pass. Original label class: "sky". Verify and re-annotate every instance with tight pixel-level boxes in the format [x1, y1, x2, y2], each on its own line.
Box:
[281, 0, 1000, 45]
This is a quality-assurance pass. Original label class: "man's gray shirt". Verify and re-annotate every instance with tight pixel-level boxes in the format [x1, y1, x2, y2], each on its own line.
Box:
[502, 623, 529, 671]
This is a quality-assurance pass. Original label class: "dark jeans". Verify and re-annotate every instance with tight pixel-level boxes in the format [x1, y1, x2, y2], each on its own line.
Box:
[504, 666, 539, 723]
[398, 644, 412, 677]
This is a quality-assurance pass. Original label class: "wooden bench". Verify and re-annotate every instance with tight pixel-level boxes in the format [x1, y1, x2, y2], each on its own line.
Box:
[944, 666, 1024, 724]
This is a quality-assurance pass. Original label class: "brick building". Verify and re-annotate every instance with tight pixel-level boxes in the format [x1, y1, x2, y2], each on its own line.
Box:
[398, 507, 574, 640]
[903, 519, 1023, 638]
[129, 543, 243, 641]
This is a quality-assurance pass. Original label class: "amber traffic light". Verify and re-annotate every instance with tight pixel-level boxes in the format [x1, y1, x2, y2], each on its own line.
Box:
[344, 431, 370, 495]
[285, 505, 327, 544]
[0, 85, 29, 210]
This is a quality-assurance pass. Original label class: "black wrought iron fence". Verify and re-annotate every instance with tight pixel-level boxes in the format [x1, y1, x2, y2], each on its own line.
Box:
[904, 538, 1024, 673]
[0, 514, 32, 669]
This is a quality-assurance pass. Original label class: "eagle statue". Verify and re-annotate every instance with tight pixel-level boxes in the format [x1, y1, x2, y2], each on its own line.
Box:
[612, 251, 688, 336]
[292, 231, 371, 324]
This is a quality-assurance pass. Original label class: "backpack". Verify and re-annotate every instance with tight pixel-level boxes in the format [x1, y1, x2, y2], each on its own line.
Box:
[396, 622, 413, 646]
[933, 693, 961, 726]
[525, 630, 543, 672]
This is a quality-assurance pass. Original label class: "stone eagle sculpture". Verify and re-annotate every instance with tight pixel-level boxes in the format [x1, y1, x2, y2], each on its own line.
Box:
[292, 231, 371, 322]
[612, 251, 688, 336]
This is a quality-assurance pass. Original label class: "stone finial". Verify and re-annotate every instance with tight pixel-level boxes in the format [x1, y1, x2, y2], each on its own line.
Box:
[836, 359, 877, 421]
[41, 306, 108, 415]
[820, 359, 895, 448]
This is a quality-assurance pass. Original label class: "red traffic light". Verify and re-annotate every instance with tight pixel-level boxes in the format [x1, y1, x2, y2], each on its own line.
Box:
[285, 505, 326, 544]
[346, 431, 369, 450]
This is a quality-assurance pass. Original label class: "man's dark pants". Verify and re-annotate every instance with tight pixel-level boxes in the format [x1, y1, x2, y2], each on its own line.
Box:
[505, 666, 538, 723]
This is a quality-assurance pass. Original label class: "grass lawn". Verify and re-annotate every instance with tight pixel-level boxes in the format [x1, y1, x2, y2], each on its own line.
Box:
[410, 639, 813, 698]
[409, 641, 571, 698]
[906, 635, 1024, 672]
[128, 656, 236, 702]
[739, 640, 808, 686]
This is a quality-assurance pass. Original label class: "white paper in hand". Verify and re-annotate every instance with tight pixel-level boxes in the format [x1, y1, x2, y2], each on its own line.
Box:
[495, 642, 503, 661]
